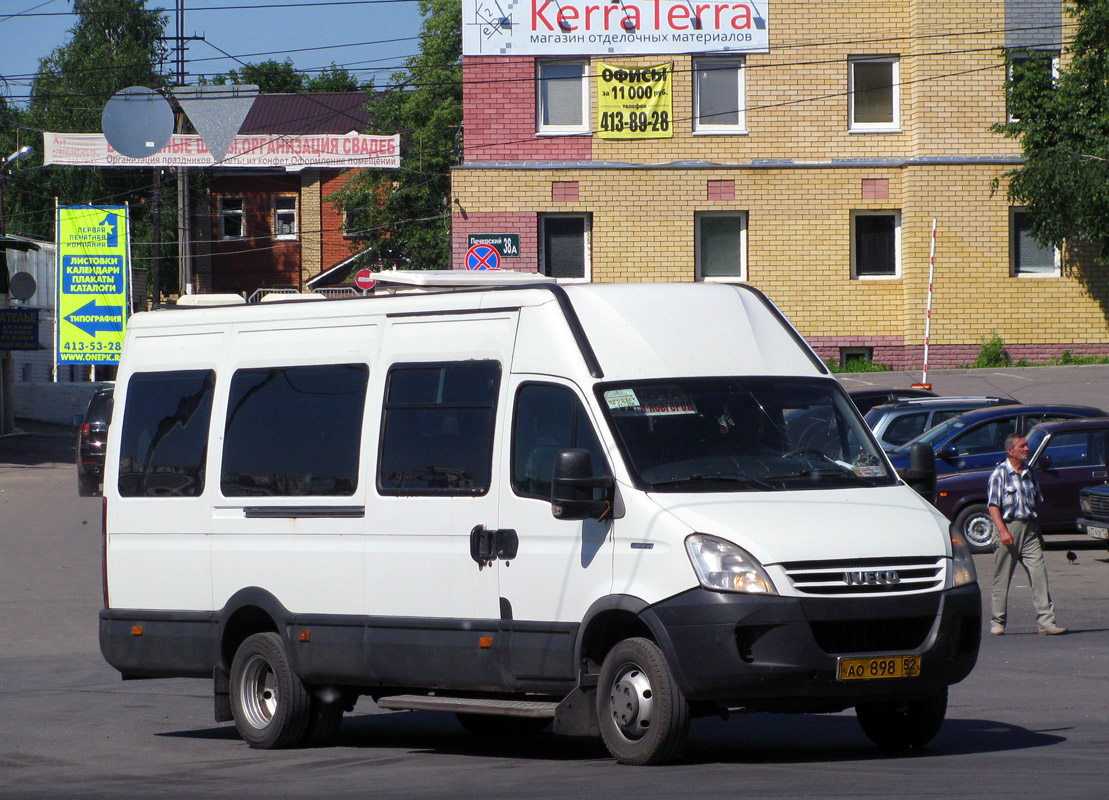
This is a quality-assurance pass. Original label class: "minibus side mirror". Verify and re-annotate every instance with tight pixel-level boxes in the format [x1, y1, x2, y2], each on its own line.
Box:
[551, 449, 614, 521]
[900, 442, 937, 504]
[1034, 452, 1053, 470]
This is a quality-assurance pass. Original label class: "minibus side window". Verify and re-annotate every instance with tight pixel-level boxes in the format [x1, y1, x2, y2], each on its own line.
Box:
[117, 370, 215, 497]
[221, 364, 369, 497]
[511, 383, 606, 500]
[378, 360, 501, 495]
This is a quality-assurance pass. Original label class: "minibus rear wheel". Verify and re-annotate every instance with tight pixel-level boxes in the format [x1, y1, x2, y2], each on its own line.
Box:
[855, 687, 948, 750]
[597, 637, 690, 765]
[230, 632, 311, 749]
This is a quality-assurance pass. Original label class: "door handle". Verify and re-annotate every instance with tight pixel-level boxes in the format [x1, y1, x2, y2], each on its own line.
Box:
[470, 526, 519, 566]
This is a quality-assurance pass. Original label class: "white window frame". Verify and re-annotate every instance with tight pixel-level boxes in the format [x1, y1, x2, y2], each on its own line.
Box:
[693, 57, 747, 134]
[272, 194, 298, 241]
[537, 60, 589, 136]
[1007, 50, 1060, 123]
[1010, 207, 1060, 277]
[851, 210, 901, 279]
[539, 213, 591, 283]
[849, 56, 900, 133]
[218, 196, 244, 240]
[695, 211, 748, 281]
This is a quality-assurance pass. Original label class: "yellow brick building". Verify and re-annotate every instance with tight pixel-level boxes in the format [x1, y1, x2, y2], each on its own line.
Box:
[452, 0, 1107, 367]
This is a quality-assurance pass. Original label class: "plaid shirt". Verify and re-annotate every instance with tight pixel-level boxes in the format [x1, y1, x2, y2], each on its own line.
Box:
[987, 458, 1043, 521]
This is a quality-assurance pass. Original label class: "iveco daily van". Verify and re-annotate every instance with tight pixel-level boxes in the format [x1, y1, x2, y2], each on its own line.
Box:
[99, 272, 980, 765]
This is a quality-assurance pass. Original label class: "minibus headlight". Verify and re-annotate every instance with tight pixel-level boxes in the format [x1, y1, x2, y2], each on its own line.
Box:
[949, 525, 978, 588]
[685, 534, 778, 595]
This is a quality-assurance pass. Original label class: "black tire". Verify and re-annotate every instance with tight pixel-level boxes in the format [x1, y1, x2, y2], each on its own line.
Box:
[230, 632, 311, 749]
[856, 688, 948, 751]
[77, 474, 99, 497]
[300, 692, 345, 747]
[456, 713, 551, 737]
[596, 637, 689, 766]
[954, 504, 996, 553]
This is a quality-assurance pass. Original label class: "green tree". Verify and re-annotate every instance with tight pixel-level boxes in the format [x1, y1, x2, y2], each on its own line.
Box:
[23, 0, 171, 293]
[994, 0, 1109, 261]
[206, 59, 306, 93]
[306, 65, 366, 93]
[329, 0, 461, 270]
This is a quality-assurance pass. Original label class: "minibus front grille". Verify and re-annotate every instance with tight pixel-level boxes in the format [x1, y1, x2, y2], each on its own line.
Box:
[809, 617, 934, 655]
[779, 556, 945, 595]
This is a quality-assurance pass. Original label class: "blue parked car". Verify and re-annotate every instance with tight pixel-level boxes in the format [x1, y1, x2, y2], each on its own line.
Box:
[887, 403, 1106, 478]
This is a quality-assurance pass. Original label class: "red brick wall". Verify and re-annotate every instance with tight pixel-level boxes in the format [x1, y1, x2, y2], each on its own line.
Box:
[320, 170, 362, 269]
[207, 174, 301, 295]
[451, 211, 539, 272]
[808, 337, 1109, 370]
[463, 57, 592, 162]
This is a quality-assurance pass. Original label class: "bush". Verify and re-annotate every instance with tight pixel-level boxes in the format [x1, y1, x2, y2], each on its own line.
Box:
[973, 334, 1011, 368]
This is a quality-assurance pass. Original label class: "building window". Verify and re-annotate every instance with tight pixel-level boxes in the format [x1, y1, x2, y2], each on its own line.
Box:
[1010, 208, 1059, 276]
[1007, 50, 1058, 122]
[540, 214, 590, 280]
[273, 195, 297, 240]
[851, 211, 900, 278]
[378, 361, 501, 496]
[537, 60, 588, 135]
[849, 57, 900, 132]
[219, 196, 244, 239]
[696, 212, 747, 281]
[840, 347, 874, 367]
[694, 57, 746, 133]
[222, 364, 368, 497]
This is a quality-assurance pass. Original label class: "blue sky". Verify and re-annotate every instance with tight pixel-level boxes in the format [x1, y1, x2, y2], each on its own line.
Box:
[0, 0, 425, 107]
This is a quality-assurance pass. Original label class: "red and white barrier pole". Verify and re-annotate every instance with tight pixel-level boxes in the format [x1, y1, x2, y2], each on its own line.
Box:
[917, 219, 937, 390]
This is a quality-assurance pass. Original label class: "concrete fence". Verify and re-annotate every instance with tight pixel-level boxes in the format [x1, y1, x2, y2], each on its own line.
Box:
[15, 381, 109, 426]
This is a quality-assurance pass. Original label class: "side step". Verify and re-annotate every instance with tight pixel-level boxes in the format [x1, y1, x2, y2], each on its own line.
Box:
[375, 694, 559, 718]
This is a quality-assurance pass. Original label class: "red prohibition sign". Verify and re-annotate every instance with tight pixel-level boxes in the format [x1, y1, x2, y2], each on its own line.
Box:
[466, 244, 500, 271]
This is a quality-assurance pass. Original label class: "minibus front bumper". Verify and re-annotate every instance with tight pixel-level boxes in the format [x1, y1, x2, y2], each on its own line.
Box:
[640, 583, 980, 709]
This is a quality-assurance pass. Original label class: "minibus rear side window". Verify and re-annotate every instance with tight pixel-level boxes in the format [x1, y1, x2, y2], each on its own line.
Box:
[117, 370, 215, 497]
[378, 361, 501, 495]
[222, 364, 369, 497]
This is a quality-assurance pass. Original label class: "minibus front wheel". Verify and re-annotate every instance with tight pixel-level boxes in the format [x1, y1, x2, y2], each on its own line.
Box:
[855, 687, 948, 751]
[230, 632, 311, 748]
[597, 637, 690, 765]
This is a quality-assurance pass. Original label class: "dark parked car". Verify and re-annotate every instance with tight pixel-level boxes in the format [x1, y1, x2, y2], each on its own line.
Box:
[1077, 484, 1109, 548]
[864, 396, 1016, 452]
[75, 385, 113, 496]
[888, 403, 1106, 479]
[935, 417, 1109, 552]
[848, 387, 936, 415]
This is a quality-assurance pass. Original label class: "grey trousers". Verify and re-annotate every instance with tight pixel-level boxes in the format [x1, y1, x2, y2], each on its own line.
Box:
[991, 519, 1057, 630]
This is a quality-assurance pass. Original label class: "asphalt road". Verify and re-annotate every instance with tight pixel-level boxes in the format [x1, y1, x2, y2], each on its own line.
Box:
[2, 372, 1108, 799]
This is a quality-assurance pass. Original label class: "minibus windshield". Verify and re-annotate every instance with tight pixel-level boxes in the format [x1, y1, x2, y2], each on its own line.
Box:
[597, 377, 895, 492]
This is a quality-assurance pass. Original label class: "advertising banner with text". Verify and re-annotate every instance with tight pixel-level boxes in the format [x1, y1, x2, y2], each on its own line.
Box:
[463, 0, 769, 56]
[597, 63, 673, 138]
[56, 206, 129, 366]
[44, 132, 401, 169]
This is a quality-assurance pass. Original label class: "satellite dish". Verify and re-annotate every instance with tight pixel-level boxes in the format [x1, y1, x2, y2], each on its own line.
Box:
[102, 86, 174, 158]
[9, 271, 37, 302]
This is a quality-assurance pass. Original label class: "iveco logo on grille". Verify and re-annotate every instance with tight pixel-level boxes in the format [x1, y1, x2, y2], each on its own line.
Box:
[844, 570, 901, 586]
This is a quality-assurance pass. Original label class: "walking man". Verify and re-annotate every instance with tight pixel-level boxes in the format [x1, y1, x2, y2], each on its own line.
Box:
[988, 433, 1067, 636]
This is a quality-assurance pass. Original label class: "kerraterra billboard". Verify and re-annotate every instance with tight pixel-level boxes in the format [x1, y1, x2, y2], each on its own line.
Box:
[462, 0, 770, 56]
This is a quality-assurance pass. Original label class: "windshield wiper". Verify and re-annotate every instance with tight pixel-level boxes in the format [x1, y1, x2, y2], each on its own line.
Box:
[767, 466, 874, 486]
[650, 472, 777, 491]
